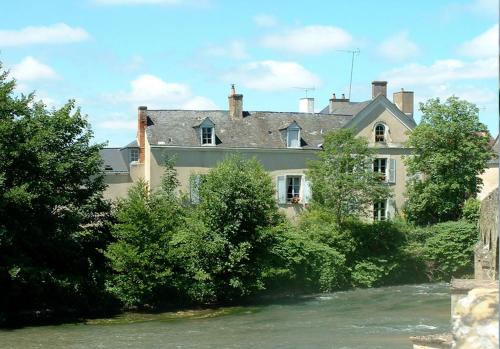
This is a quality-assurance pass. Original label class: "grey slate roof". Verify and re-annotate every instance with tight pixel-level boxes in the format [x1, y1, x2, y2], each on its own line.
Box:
[319, 100, 371, 116]
[145, 110, 356, 149]
[100, 148, 129, 172]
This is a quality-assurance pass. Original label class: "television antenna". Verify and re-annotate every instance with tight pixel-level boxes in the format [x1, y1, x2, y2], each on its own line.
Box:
[293, 86, 316, 98]
[336, 48, 360, 100]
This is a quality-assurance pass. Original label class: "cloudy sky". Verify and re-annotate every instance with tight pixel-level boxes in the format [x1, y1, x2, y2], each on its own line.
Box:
[1, 0, 498, 146]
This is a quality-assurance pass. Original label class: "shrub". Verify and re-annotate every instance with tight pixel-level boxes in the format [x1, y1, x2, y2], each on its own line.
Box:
[421, 220, 478, 280]
[262, 223, 348, 294]
[462, 198, 481, 224]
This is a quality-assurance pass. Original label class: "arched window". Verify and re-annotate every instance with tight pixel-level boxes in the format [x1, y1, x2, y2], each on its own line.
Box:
[375, 124, 385, 143]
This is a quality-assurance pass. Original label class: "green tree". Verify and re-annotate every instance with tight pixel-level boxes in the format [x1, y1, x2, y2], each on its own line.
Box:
[0, 66, 112, 320]
[405, 97, 492, 225]
[307, 128, 391, 225]
[105, 159, 184, 308]
[173, 156, 281, 303]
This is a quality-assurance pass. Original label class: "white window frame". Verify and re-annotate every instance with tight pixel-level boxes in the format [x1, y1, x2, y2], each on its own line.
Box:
[201, 126, 215, 146]
[276, 174, 311, 205]
[373, 200, 387, 221]
[287, 125, 301, 148]
[129, 148, 139, 163]
[286, 176, 301, 202]
[374, 123, 386, 143]
[373, 157, 396, 184]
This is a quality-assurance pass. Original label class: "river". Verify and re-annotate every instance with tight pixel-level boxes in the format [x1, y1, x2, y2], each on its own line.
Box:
[0, 283, 450, 349]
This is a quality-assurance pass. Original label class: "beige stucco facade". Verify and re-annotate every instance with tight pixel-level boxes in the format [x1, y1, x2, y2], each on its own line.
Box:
[103, 111, 412, 220]
[102, 82, 417, 220]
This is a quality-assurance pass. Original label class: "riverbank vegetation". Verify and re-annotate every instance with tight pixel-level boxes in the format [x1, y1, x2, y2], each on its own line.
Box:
[0, 66, 490, 325]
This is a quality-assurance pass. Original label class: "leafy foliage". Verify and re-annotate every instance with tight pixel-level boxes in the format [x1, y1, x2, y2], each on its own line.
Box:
[105, 160, 184, 308]
[405, 97, 492, 225]
[173, 156, 281, 303]
[420, 221, 478, 280]
[261, 223, 348, 294]
[462, 198, 481, 225]
[0, 66, 112, 318]
[307, 128, 391, 225]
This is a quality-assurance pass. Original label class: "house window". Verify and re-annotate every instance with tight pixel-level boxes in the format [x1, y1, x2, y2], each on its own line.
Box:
[375, 124, 385, 143]
[287, 127, 300, 148]
[276, 175, 311, 204]
[201, 127, 214, 145]
[130, 148, 139, 163]
[286, 176, 301, 202]
[374, 201, 386, 221]
[373, 158, 387, 181]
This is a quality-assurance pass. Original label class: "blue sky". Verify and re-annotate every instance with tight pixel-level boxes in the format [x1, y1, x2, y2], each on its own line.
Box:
[1, 0, 498, 146]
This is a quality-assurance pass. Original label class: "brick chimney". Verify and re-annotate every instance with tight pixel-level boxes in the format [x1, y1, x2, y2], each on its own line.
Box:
[228, 84, 243, 119]
[372, 81, 387, 99]
[393, 88, 414, 117]
[137, 106, 147, 163]
[329, 93, 350, 113]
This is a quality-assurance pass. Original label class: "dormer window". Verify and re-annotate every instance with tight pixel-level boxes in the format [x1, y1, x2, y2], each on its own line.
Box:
[197, 118, 216, 146]
[375, 124, 385, 143]
[201, 126, 214, 145]
[287, 123, 301, 148]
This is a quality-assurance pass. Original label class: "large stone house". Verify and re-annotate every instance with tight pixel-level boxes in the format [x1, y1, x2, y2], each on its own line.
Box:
[101, 81, 416, 220]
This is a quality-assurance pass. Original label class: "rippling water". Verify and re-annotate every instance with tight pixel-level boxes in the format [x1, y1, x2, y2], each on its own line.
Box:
[0, 283, 450, 349]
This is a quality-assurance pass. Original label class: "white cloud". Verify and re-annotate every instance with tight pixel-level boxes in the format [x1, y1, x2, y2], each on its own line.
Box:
[457, 24, 498, 58]
[222, 60, 321, 91]
[381, 57, 497, 87]
[377, 32, 420, 61]
[0, 23, 89, 46]
[182, 96, 218, 110]
[106, 74, 218, 109]
[10, 56, 59, 82]
[468, 0, 498, 16]
[253, 14, 278, 28]
[205, 40, 249, 60]
[94, 0, 181, 4]
[261, 25, 353, 55]
[98, 113, 136, 130]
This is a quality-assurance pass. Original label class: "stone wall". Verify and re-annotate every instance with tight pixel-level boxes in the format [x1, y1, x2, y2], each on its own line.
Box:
[452, 288, 499, 349]
[475, 188, 498, 280]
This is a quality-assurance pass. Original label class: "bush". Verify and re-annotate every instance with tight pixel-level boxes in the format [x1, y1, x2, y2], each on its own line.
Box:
[105, 168, 185, 308]
[173, 156, 281, 303]
[462, 198, 480, 224]
[262, 223, 348, 294]
[421, 220, 478, 280]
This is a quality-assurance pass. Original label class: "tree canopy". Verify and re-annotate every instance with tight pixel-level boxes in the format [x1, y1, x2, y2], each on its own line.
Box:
[0, 65, 111, 319]
[404, 96, 493, 225]
[307, 128, 391, 225]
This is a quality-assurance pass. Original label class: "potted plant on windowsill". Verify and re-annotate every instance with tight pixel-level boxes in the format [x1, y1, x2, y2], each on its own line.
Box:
[291, 196, 301, 204]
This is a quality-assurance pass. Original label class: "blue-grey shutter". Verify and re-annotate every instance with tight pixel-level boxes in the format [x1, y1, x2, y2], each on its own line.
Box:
[277, 176, 286, 204]
[389, 159, 396, 184]
[303, 176, 312, 204]
[190, 175, 201, 204]
[387, 199, 396, 219]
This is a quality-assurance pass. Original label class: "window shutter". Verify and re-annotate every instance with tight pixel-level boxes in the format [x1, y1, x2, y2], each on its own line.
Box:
[388, 158, 396, 183]
[190, 175, 201, 204]
[387, 199, 396, 219]
[277, 176, 286, 204]
[303, 176, 312, 204]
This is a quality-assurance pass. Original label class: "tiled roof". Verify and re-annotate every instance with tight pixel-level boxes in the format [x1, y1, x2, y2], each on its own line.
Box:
[99, 148, 129, 172]
[145, 110, 355, 149]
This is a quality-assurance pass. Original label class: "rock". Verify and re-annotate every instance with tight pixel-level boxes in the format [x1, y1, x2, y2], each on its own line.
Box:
[452, 287, 499, 349]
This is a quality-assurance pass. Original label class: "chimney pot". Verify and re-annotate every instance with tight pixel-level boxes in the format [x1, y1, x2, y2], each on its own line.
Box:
[332, 93, 336, 100]
[341, 93, 345, 99]
[228, 85, 243, 119]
